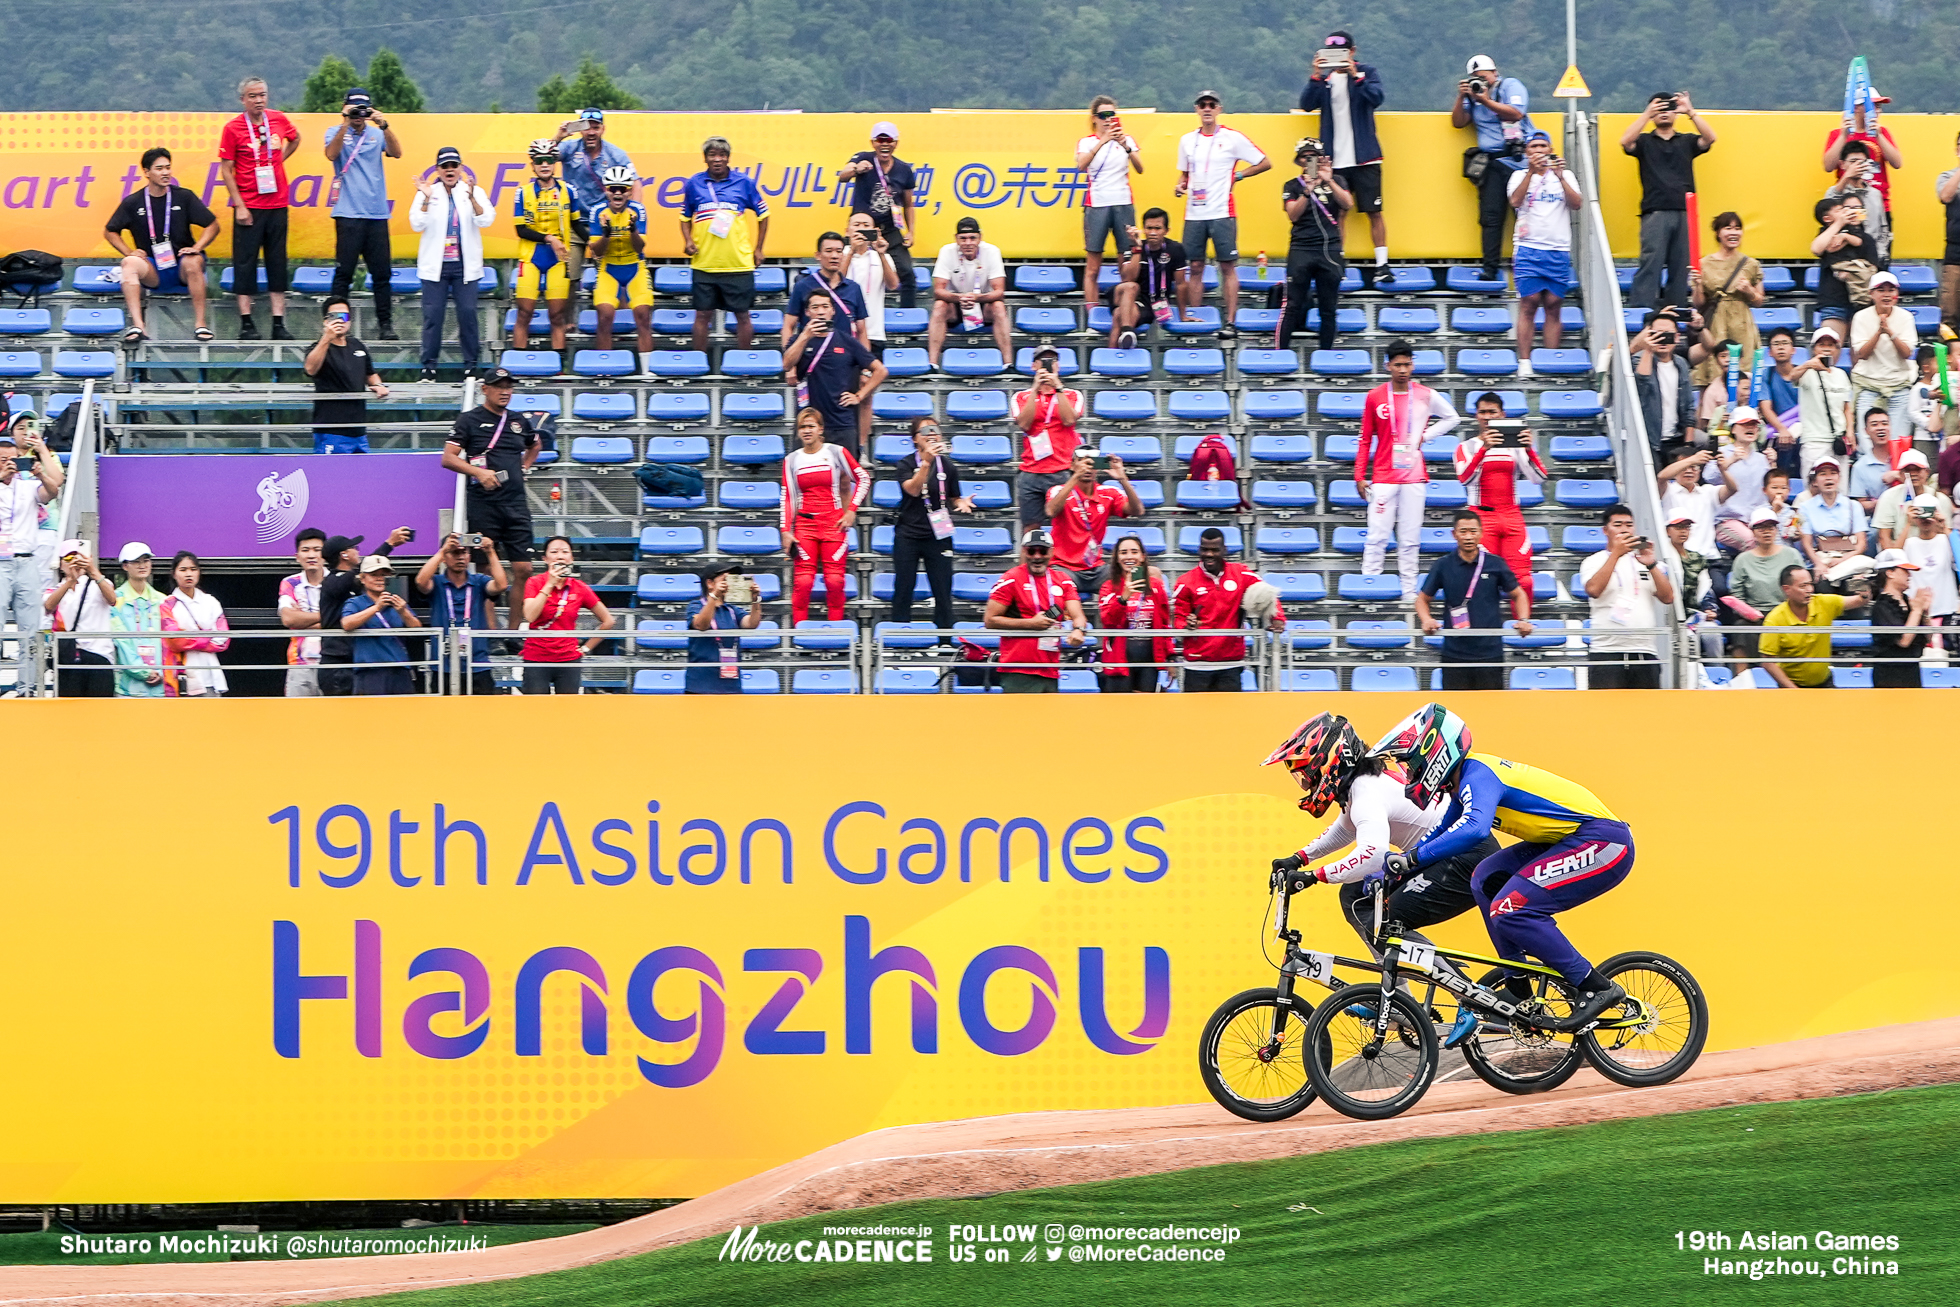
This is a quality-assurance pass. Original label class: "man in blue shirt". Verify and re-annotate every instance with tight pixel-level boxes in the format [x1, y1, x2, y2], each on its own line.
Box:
[413, 532, 509, 695]
[686, 561, 763, 693]
[552, 108, 635, 306]
[1796, 456, 1870, 569]
[1414, 509, 1534, 691]
[1449, 55, 1535, 280]
[323, 88, 403, 339]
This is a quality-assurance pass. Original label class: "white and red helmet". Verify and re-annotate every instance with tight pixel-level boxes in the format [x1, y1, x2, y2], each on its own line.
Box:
[1368, 703, 1473, 810]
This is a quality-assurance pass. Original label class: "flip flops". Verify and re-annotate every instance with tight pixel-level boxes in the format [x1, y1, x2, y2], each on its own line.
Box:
[194, 327, 215, 341]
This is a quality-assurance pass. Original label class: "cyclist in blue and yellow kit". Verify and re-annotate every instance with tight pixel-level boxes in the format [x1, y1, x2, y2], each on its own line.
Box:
[511, 139, 586, 352]
[1370, 703, 1630, 1026]
[585, 165, 654, 357]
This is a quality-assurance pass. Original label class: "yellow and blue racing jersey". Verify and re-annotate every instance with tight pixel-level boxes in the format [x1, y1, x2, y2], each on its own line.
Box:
[1412, 753, 1618, 863]
[587, 200, 647, 266]
[513, 179, 579, 252]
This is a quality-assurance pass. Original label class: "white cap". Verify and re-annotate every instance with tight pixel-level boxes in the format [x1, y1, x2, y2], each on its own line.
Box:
[869, 120, 900, 141]
[1873, 548, 1920, 571]
[116, 541, 153, 562]
[1748, 506, 1779, 526]
[1812, 454, 1842, 471]
[1467, 55, 1497, 73]
[1728, 405, 1762, 427]
[1812, 324, 1842, 344]
[359, 554, 396, 574]
[1869, 270, 1901, 290]
[1897, 448, 1929, 469]
[58, 538, 90, 559]
[1911, 492, 1943, 514]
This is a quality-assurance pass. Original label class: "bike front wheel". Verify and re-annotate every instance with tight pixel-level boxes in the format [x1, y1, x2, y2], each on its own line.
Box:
[1198, 987, 1324, 1122]
[1578, 951, 1709, 1087]
[1302, 987, 1438, 1121]
[1459, 969, 1586, 1095]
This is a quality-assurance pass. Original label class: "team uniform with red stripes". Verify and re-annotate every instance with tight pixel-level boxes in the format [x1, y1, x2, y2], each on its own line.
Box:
[781, 443, 869, 623]
[1454, 436, 1548, 586]
[1356, 382, 1459, 595]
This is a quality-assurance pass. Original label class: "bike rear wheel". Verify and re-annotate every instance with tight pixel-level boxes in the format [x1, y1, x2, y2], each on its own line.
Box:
[1459, 969, 1586, 1095]
[1578, 952, 1708, 1087]
[1198, 987, 1323, 1122]
[1302, 987, 1438, 1121]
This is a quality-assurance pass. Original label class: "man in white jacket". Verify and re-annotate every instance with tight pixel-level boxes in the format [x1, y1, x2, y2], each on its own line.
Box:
[410, 147, 495, 382]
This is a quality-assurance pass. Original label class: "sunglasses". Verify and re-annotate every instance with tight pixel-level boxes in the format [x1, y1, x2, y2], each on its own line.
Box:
[1095, 110, 1117, 120]
[605, 186, 632, 194]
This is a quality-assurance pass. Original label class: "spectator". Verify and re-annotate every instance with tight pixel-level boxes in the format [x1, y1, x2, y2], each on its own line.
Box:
[1451, 55, 1534, 281]
[1456, 389, 1547, 584]
[304, 294, 388, 453]
[1097, 533, 1174, 693]
[846, 212, 899, 351]
[1756, 326, 1804, 473]
[1688, 211, 1764, 391]
[1757, 563, 1867, 688]
[687, 560, 763, 694]
[839, 122, 918, 310]
[109, 542, 168, 698]
[1632, 314, 1698, 461]
[1723, 506, 1802, 665]
[1509, 131, 1582, 373]
[511, 140, 586, 353]
[1812, 194, 1875, 336]
[442, 366, 542, 615]
[317, 529, 410, 695]
[1663, 509, 1713, 612]
[1580, 505, 1676, 688]
[1620, 91, 1716, 310]
[1873, 450, 1953, 551]
[781, 407, 870, 625]
[1795, 456, 1869, 572]
[682, 136, 770, 354]
[218, 76, 299, 341]
[520, 536, 614, 695]
[1765, 468, 1801, 541]
[553, 108, 634, 232]
[1171, 528, 1281, 692]
[1011, 344, 1084, 536]
[276, 527, 327, 696]
[161, 551, 230, 698]
[1299, 30, 1391, 288]
[413, 532, 509, 696]
[783, 293, 884, 458]
[408, 147, 494, 383]
[1415, 509, 1532, 691]
[1826, 97, 1903, 214]
[1796, 325, 1854, 475]
[340, 555, 422, 696]
[928, 216, 1011, 367]
[323, 89, 402, 340]
[1846, 417, 1893, 522]
[784, 231, 871, 344]
[43, 540, 115, 698]
[1276, 139, 1351, 354]
[1902, 493, 1959, 636]
[1827, 140, 1892, 267]
[1867, 548, 1931, 688]
[1938, 132, 1960, 333]
[1174, 91, 1269, 338]
[1358, 340, 1459, 599]
[1657, 450, 1731, 556]
[103, 147, 219, 344]
[985, 529, 1088, 693]
[1909, 345, 1952, 452]
[889, 418, 972, 633]
[1850, 270, 1917, 441]
[0, 420, 62, 695]
[1076, 98, 1143, 309]
[1707, 408, 1772, 547]
[1046, 448, 1143, 596]
[585, 168, 654, 356]
[1107, 208, 1189, 350]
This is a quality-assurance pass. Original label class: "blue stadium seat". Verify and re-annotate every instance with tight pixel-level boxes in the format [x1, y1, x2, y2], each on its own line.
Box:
[876, 619, 939, 649]
[572, 393, 635, 422]
[1322, 433, 1360, 462]
[1752, 307, 1802, 331]
[724, 310, 783, 333]
[1100, 434, 1163, 463]
[1251, 479, 1316, 507]
[1549, 434, 1612, 461]
[633, 619, 688, 650]
[500, 350, 561, 377]
[1530, 306, 1585, 330]
[1561, 526, 1606, 553]
[1090, 347, 1153, 378]
[1164, 348, 1226, 376]
[1337, 574, 1402, 603]
[1909, 306, 1941, 333]
[510, 393, 561, 418]
[1249, 434, 1313, 464]
[1177, 525, 1242, 554]
[793, 667, 858, 694]
[1379, 265, 1436, 291]
[1346, 620, 1411, 650]
[572, 434, 636, 463]
[969, 480, 1012, 509]
[1311, 349, 1372, 376]
[1168, 390, 1232, 422]
[946, 390, 1010, 422]
[1504, 619, 1566, 650]
[716, 525, 781, 555]
[884, 346, 932, 377]
[1013, 266, 1075, 294]
[1240, 264, 1286, 292]
[1529, 348, 1592, 375]
[1509, 666, 1577, 690]
[573, 349, 636, 377]
[1422, 434, 1456, 462]
[721, 349, 785, 377]
[1175, 480, 1238, 510]
[721, 481, 780, 510]
[1921, 666, 1960, 688]
[1164, 307, 1221, 335]
[807, 573, 860, 601]
[1407, 349, 1444, 377]
[723, 433, 785, 464]
[632, 668, 686, 695]
[1014, 346, 1080, 376]
[1095, 390, 1158, 422]
[1527, 525, 1552, 552]
[1234, 309, 1282, 333]
[70, 267, 119, 295]
[288, 268, 334, 294]
[942, 348, 1005, 376]
[53, 351, 114, 379]
[216, 268, 267, 293]
[1539, 389, 1604, 419]
[870, 481, 903, 509]
[1285, 619, 1335, 652]
[1451, 307, 1510, 334]
[1330, 527, 1367, 555]
[646, 392, 711, 423]
[1015, 306, 1076, 334]
[643, 435, 711, 463]
[1102, 526, 1166, 555]
[873, 391, 935, 422]
[0, 309, 52, 335]
[62, 307, 125, 336]
[1832, 666, 1873, 687]
[1243, 391, 1308, 423]
[646, 350, 710, 378]
[1458, 348, 1518, 376]
[652, 309, 696, 334]
[653, 267, 694, 295]
[636, 573, 702, 603]
[738, 668, 782, 694]
[1267, 574, 1327, 602]
[1517, 482, 1545, 508]
[1318, 393, 1366, 422]
[1328, 479, 1365, 509]
[884, 308, 929, 335]
[1058, 668, 1101, 693]
[1282, 668, 1342, 692]
[753, 268, 789, 294]
[953, 526, 1012, 555]
[362, 268, 422, 295]
[1306, 308, 1367, 334]
[1425, 481, 1467, 508]
[951, 434, 1012, 463]
[1238, 348, 1299, 375]
[1256, 526, 1320, 554]
[1378, 307, 1440, 334]
[1760, 266, 1795, 294]
[638, 526, 705, 555]
[1802, 266, 1820, 292]
[1894, 266, 1937, 294]
[1554, 479, 1621, 508]
[0, 351, 41, 378]
[872, 434, 914, 464]
[722, 392, 786, 422]
[1446, 267, 1508, 294]
[793, 620, 856, 651]
[878, 667, 943, 695]
[1830, 620, 1872, 650]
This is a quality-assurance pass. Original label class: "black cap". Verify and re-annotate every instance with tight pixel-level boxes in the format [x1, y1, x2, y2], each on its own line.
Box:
[955, 216, 981, 235]
[323, 534, 365, 566]
[481, 366, 519, 388]
[703, 560, 746, 579]
[1194, 89, 1222, 105]
[1020, 528, 1053, 550]
[435, 146, 462, 166]
[1324, 29, 1353, 47]
[1031, 343, 1060, 361]
[344, 88, 372, 107]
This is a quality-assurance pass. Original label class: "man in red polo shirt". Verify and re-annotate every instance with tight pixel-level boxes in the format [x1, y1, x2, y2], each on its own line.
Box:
[1171, 527, 1285, 691]
[1356, 339, 1460, 598]
[217, 75, 300, 340]
[1012, 345, 1084, 537]
[1046, 447, 1144, 594]
[984, 529, 1088, 693]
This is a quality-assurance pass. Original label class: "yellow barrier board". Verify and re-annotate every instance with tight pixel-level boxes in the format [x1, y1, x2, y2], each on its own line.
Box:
[1, 693, 1951, 1203]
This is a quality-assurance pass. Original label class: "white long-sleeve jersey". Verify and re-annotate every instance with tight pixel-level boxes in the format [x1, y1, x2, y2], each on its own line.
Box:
[1295, 771, 1446, 884]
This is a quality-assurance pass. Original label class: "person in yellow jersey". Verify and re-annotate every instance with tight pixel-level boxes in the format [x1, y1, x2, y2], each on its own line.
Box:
[511, 140, 586, 352]
[1756, 562, 1868, 688]
[584, 165, 654, 357]
[1368, 703, 1633, 1027]
[681, 135, 770, 353]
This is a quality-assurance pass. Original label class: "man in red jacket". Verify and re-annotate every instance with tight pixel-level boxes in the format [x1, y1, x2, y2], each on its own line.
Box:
[984, 529, 1089, 693]
[1356, 340, 1460, 598]
[1170, 527, 1285, 691]
[1453, 390, 1548, 585]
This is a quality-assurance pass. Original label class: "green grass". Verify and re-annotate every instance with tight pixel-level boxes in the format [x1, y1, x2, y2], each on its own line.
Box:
[340, 1086, 1960, 1306]
[2, 1223, 596, 1266]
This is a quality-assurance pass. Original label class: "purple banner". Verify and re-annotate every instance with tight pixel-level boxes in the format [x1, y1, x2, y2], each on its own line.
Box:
[97, 454, 457, 560]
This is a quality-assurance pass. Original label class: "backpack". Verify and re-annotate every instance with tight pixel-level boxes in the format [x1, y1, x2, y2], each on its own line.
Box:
[43, 399, 104, 453]
[953, 637, 999, 689]
[0, 250, 63, 306]
[1188, 433, 1247, 509]
[634, 461, 706, 501]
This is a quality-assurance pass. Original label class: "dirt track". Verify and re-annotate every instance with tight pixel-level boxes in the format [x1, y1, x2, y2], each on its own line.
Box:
[6, 1017, 1957, 1307]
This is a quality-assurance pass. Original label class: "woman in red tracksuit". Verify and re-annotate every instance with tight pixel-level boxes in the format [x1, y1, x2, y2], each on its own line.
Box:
[1097, 533, 1174, 692]
[782, 406, 870, 624]
[1453, 391, 1550, 585]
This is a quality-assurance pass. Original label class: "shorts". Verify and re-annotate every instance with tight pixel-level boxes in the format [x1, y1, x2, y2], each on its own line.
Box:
[596, 260, 654, 309]
[1182, 217, 1238, 262]
[1514, 245, 1573, 298]
[1334, 163, 1383, 214]
[1084, 203, 1136, 256]
[514, 246, 571, 300]
[692, 270, 756, 313]
[146, 259, 188, 293]
[467, 492, 536, 561]
[313, 430, 369, 454]
[284, 666, 321, 697]
[1000, 672, 1059, 694]
[1016, 469, 1070, 527]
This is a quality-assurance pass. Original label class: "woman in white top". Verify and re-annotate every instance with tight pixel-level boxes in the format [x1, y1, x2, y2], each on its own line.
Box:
[1075, 96, 1143, 309]
[162, 550, 231, 697]
[43, 541, 117, 697]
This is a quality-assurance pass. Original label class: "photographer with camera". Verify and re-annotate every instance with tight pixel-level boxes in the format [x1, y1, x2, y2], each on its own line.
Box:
[1046, 446, 1143, 597]
[1580, 505, 1676, 689]
[1450, 55, 1535, 282]
[1012, 344, 1084, 537]
[1873, 449, 1951, 551]
[1631, 312, 1700, 462]
[1509, 132, 1582, 373]
[304, 294, 388, 453]
[985, 529, 1088, 694]
[1456, 390, 1547, 584]
[838, 122, 917, 310]
[323, 89, 402, 340]
[1828, 140, 1891, 268]
[1076, 98, 1143, 310]
[442, 367, 542, 615]
[890, 418, 972, 633]
[520, 536, 614, 695]
[1826, 97, 1902, 219]
[1276, 138, 1352, 354]
[1903, 492, 1958, 642]
[686, 561, 764, 695]
[1299, 31, 1391, 288]
[1, 418, 62, 695]
[414, 532, 509, 695]
[340, 555, 422, 697]
[1620, 91, 1716, 310]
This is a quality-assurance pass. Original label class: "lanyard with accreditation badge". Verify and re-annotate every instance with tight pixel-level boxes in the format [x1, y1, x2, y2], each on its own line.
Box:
[247, 114, 280, 196]
[143, 191, 177, 270]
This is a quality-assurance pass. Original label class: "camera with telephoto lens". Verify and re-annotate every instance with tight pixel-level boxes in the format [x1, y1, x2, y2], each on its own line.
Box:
[348, 105, 373, 119]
